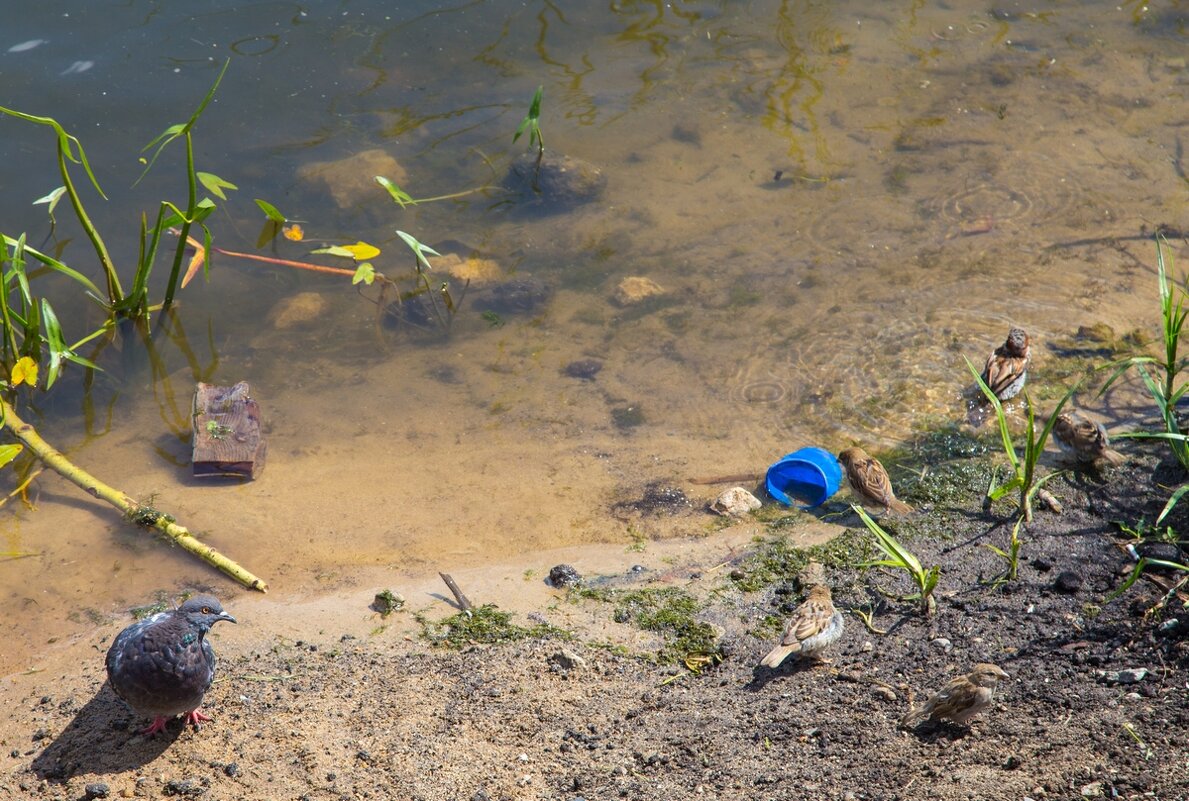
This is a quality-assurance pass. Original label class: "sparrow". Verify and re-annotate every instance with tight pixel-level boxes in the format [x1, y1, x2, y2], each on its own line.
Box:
[900, 663, 1008, 727]
[980, 327, 1031, 401]
[1051, 410, 1125, 466]
[838, 447, 912, 515]
[759, 583, 844, 668]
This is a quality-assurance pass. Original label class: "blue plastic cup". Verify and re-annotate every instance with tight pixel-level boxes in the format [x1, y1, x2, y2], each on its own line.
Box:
[765, 447, 842, 508]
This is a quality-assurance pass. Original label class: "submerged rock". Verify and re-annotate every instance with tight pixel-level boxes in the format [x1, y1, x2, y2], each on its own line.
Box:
[297, 148, 407, 209]
[504, 151, 606, 209]
[613, 276, 665, 306]
[473, 278, 552, 315]
[270, 291, 327, 330]
[562, 359, 603, 381]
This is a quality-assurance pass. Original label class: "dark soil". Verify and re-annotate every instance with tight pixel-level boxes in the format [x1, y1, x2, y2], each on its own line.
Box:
[3, 443, 1188, 801]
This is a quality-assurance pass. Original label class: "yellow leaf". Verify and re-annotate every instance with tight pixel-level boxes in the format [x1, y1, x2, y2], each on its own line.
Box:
[283, 223, 305, 241]
[11, 356, 38, 388]
[341, 241, 380, 261]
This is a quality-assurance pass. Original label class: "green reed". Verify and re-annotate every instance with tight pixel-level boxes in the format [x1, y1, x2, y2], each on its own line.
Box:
[967, 360, 1081, 526]
[854, 505, 939, 616]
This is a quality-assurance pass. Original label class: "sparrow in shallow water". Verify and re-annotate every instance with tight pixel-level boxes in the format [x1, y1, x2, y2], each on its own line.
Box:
[979, 327, 1031, 401]
[759, 583, 844, 668]
[1051, 410, 1125, 466]
[838, 447, 912, 515]
[900, 663, 1008, 727]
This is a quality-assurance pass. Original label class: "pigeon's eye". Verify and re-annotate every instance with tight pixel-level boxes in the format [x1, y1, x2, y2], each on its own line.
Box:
[201, 607, 212, 614]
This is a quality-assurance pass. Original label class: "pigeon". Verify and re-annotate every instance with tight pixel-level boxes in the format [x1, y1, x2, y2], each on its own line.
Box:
[900, 663, 1008, 728]
[105, 595, 236, 735]
[759, 583, 844, 668]
[838, 447, 912, 515]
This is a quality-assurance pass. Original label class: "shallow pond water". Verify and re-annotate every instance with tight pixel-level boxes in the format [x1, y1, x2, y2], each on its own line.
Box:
[0, 0, 1185, 673]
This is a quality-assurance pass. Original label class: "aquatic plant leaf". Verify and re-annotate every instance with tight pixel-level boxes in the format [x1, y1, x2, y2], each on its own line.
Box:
[352, 263, 375, 286]
[396, 230, 440, 271]
[0, 444, 22, 471]
[375, 176, 416, 208]
[196, 171, 237, 200]
[39, 299, 66, 389]
[32, 186, 66, 212]
[10, 356, 37, 388]
[340, 241, 380, 261]
[254, 198, 287, 223]
[180, 239, 207, 288]
[310, 245, 355, 259]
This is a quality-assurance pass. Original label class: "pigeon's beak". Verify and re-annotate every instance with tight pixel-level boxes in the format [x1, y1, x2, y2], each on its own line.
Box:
[220, 612, 238, 624]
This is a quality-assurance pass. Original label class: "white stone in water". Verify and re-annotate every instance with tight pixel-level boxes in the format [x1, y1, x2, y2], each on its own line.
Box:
[710, 487, 761, 517]
[613, 276, 665, 306]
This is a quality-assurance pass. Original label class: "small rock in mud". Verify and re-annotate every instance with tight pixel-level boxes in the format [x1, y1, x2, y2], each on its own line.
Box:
[473, 278, 553, 316]
[550, 648, 587, 671]
[548, 564, 582, 588]
[563, 359, 603, 380]
[163, 779, 204, 797]
[1096, 667, 1149, 685]
[710, 487, 761, 517]
[1053, 570, 1083, 594]
[297, 148, 407, 209]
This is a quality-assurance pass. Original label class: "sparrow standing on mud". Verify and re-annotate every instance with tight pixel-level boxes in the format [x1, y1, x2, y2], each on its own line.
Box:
[900, 663, 1008, 728]
[980, 327, 1031, 401]
[838, 447, 912, 515]
[1051, 410, 1125, 466]
[759, 583, 844, 668]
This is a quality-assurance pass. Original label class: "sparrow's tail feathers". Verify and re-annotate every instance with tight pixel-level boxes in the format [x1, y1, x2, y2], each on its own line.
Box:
[887, 498, 913, 515]
[1101, 448, 1126, 466]
[759, 644, 798, 669]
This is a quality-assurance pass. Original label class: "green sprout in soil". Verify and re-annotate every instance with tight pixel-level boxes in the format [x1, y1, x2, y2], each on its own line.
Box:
[419, 603, 569, 648]
[983, 518, 1025, 585]
[1100, 235, 1189, 472]
[967, 358, 1081, 524]
[855, 505, 939, 616]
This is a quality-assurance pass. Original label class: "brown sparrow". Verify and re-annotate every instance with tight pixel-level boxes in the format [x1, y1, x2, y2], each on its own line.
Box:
[838, 447, 912, 515]
[759, 584, 844, 668]
[1051, 410, 1125, 466]
[900, 663, 1008, 727]
[980, 327, 1031, 401]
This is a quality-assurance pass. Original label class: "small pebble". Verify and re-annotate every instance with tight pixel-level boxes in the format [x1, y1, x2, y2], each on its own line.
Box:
[562, 359, 603, 381]
[84, 783, 110, 800]
[1053, 570, 1083, 594]
[548, 564, 582, 588]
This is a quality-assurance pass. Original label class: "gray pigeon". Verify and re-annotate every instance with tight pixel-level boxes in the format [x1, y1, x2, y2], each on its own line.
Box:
[105, 595, 236, 735]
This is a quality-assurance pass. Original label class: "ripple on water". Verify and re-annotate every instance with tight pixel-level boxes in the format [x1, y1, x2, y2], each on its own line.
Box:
[778, 279, 1067, 446]
[920, 152, 1079, 228]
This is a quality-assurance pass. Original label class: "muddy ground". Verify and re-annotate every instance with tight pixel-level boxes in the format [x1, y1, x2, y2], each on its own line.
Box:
[2, 435, 1188, 801]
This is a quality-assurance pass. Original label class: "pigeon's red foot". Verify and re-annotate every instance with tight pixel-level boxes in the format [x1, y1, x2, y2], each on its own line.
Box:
[140, 716, 170, 736]
[183, 709, 213, 729]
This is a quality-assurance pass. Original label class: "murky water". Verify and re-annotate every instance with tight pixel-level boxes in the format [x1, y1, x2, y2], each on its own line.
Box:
[1, 0, 1185, 673]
